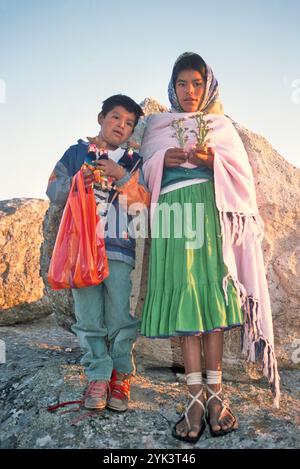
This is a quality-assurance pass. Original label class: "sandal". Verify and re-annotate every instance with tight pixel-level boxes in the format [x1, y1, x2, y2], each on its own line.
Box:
[172, 372, 206, 444]
[205, 369, 238, 438]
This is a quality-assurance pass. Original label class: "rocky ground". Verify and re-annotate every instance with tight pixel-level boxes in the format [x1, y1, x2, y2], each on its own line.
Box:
[0, 315, 299, 449]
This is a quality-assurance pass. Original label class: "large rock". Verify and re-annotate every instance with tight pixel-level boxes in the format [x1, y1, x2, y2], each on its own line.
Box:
[0, 199, 49, 325]
[0, 99, 299, 369]
[139, 97, 168, 115]
[233, 121, 300, 365]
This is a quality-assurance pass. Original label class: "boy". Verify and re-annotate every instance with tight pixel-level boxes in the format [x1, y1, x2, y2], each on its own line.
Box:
[46, 94, 150, 412]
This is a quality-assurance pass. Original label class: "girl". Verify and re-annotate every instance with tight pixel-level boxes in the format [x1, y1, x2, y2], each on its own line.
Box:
[140, 52, 280, 443]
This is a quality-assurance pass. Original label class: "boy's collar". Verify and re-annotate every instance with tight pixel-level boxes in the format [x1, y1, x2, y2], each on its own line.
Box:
[78, 138, 123, 152]
[77, 139, 140, 161]
[77, 139, 89, 146]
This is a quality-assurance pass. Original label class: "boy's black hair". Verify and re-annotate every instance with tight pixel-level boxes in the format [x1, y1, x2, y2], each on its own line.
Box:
[172, 54, 207, 88]
[100, 94, 144, 128]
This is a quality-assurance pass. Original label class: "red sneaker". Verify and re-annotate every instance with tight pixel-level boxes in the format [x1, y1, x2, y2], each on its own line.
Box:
[83, 380, 110, 410]
[107, 369, 131, 412]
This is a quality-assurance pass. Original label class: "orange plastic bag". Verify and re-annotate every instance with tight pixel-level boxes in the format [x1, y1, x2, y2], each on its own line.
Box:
[48, 170, 109, 289]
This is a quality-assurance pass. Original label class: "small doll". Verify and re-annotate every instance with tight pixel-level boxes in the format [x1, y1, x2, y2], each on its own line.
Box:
[82, 138, 115, 190]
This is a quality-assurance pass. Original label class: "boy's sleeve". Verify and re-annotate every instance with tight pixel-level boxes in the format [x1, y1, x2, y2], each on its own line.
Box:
[46, 148, 73, 206]
[114, 166, 150, 210]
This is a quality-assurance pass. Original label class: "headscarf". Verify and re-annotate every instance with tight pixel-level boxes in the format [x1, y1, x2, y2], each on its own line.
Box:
[168, 52, 224, 114]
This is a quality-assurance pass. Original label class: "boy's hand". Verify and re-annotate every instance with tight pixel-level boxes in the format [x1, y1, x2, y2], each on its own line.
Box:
[94, 159, 126, 181]
[164, 148, 188, 167]
[188, 146, 215, 170]
[82, 167, 94, 188]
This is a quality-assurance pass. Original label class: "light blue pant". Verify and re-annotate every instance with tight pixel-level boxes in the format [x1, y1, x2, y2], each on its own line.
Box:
[71, 260, 140, 382]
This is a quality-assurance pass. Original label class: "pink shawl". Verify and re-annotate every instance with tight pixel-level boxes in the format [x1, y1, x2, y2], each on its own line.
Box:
[141, 111, 280, 408]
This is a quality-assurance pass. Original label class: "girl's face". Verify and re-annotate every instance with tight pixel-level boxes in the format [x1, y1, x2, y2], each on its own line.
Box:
[175, 69, 205, 112]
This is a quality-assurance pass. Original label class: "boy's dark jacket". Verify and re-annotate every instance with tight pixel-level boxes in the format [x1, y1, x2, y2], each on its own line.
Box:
[46, 139, 150, 267]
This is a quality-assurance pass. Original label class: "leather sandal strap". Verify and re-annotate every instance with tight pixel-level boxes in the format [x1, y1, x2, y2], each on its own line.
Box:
[217, 403, 236, 424]
[206, 385, 236, 426]
[186, 372, 203, 386]
[184, 387, 206, 430]
[205, 384, 223, 411]
[206, 369, 222, 385]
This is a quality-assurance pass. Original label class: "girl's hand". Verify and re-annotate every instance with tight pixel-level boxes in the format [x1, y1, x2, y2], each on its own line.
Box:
[164, 148, 188, 167]
[94, 159, 126, 180]
[188, 146, 215, 170]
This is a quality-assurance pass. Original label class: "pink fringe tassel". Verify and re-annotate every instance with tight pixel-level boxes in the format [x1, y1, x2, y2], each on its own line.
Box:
[220, 210, 280, 408]
[242, 296, 281, 409]
[220, 211, 264, 247]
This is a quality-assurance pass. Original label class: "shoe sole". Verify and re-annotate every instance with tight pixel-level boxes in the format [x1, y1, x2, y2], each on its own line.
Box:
[106, 403, 128, 413]
[84, 403, 107, 410]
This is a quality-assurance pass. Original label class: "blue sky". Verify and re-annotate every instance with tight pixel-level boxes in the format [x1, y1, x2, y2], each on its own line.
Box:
[0, 0, 299, 200]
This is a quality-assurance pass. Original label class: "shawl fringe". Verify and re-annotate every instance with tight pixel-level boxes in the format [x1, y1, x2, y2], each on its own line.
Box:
[241, 296, 281, 408]
[222, 272, 247, 308]
[219, 211, 264, 247]
[221, 211, 280, 408]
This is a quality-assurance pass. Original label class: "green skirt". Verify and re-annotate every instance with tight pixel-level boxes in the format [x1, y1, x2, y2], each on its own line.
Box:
[141, 180, 244, 338]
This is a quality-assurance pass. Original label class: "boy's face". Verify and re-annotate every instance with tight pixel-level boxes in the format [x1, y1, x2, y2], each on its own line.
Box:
[98, 106, 136, 150]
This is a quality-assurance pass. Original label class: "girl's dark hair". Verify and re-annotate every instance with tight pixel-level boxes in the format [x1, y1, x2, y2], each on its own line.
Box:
[101, 94, 144, 128]
[172, 54, 207, 87]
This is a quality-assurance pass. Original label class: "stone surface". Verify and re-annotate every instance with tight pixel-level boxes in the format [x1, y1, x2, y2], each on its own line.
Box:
[0, 316, 299, 449]
[139, 97, 168, 115]
[233, 121, 300, 365]
[0, 199, 49, 325]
